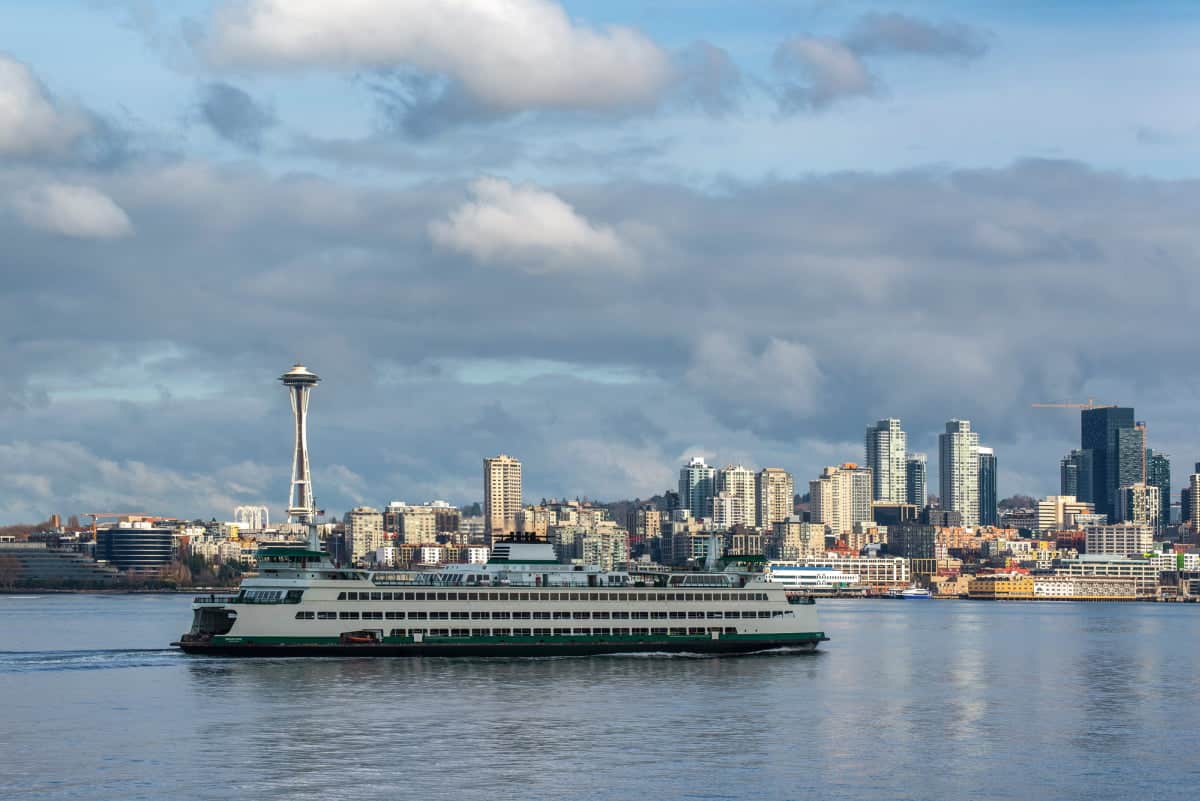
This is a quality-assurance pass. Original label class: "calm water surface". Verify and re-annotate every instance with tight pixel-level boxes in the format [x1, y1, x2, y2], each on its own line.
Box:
[2, 595, 1199, 801]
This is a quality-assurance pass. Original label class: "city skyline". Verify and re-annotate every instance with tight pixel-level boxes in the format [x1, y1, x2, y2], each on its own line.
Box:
[4, 2, 1200, 522]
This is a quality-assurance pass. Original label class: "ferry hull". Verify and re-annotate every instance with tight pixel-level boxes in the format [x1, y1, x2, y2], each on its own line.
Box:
[173, 635, 826, 658]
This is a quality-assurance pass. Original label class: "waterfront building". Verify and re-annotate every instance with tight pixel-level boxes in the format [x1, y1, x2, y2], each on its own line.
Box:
[347, 507, 386, 564]
[809, 463, 873, 535]
[967, 574, 1034, 600]
[865, 418, 908, 503]
[1032, 575, 1137, 600]
[0, 541, 120, 586]
[978, 446, 998, 527]
[905, 453, 927, 507]
[1116, 483, 1160, 530]
[1080, 406, 1137, 520]
[716, 464, 757, 527]
[1083, 523, 1153, 557]
[1036, 496, 1095, 532]
[484, 454, 523, 540]
[1053, 555, 1160, 598]
[1060, 449, 1094, 502]
[939, 420, 980, 527]
[678, 457, 716, 519]
[756, 468, 795, 530]
[96, 523, 174, 573]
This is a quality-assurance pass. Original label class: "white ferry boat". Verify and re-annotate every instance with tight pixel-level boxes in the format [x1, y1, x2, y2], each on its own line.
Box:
[173, 541, 828, 657]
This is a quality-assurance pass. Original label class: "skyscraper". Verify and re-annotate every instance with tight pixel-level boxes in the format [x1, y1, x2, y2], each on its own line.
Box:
[1080, 406, 1136, 520]
[756, 468, 795, 530]
[939, 419, 980, 527]
[865, 418, 908, 503]
[809, 464, 873, 535]
[679, 457, 716, 518]
[1117, 483, 1160, 530]
[716, 464, 757, 527]
[1146, 451, 1170, 532]
[280, 363, 320, 524]
[905, 453, 927, 507]
[483, 454, 522, 540]
[978, 446, 997, 527]
[1189, 468, 1200, 531]
[1060, 449, 1094, 503]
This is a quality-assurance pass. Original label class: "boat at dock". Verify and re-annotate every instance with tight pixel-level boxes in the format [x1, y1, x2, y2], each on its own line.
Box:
[173, 541, 828, 657]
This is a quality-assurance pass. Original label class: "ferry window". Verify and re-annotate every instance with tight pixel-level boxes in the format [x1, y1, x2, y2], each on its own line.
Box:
[346, 592, 357, 601]
[703, 593, 714, 601]
[489, 593, 499, 601]
[650, 611, 667, 619]
[570, 593, 582, 602]
[683, 593, 694, 601]
[414, 592, 426, 601]
[403, 592, 414, 601]
[612, 628, 630, 636]
[389, 629, 406, 637]
[688, 627, 705, 635]
[429, 628, 449, 637]
[669, 627, 686, 636]
[471, 611, 489, 620]
[381, 593, 393, 601]
[772, 611, 784, 617]
[611, 611, 629, 619]
[757, 611, 772, 618]
[370, 592, 382, 601]
[655, 593, 666, 601]
[589, 593, 600, 601]
[631, 611, 649, 620]
[669, 611, 686, 619]
[724, 611, 740, 618]
[533, 611, 551, 620]
[339, 611, 359, 620]
[451, 611, 469, 620]
[593, 611, 610, 620]
[385, 611, 403, 620]
[572, 628, 589, 636]
[553, 628, 571, 635]
[572, 611, 590, 620]
[451, 628, 470, 637]
[337, 592, 347, 600]
[493, 628, 511, 637]
[429, 611, 449, 620]
[512, 628, 531, 637]
[759, 593, 768, 601]
[436, 593, 447, 601]
[493, 611, 511, 620]
[512, 611, 531, 620]
[533, 628, 551, 637]
[706, 611, 723, 619]
[410, 628, 426, 635]
[553, 611, 570, 619]
[468, 593, 478, 601]
[518, 593, 529, 601]
[294, 611, 314, 620]
[688, 611, 704, 619]
[593, 628, 611, 636]
[651, 627, 667, 635]
[409, 611, 428, 620]
[363, 611, 383, 620]
[724, 627, 737, 634]
[633, 628, 650, 635]
[318, 611, 336, 620]
[548, 593, 560, 601]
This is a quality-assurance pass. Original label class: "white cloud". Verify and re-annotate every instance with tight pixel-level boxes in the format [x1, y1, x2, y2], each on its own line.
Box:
[11, 183, 133, 239]
[204, 0, 672, 112]
[0, 53, 90, 157]
[686, 334, 825, 418]
[429, 176, 638, 272]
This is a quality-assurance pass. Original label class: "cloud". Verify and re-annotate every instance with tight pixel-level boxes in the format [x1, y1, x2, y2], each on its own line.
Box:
[773, 37, 875, 111]
[686, 334, 825, 422]
[675, 41, 744, 116]
[197, 81, 276, 150]
[845, 12, 988, 59]
[0, 53, 91, 157]
[429, 176, 639, 272]
[10, 183, 133, 239]
[202, 0, 673, 113]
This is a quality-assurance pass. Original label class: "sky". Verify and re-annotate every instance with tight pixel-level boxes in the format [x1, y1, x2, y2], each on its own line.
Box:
[2, 0, 1200, 523]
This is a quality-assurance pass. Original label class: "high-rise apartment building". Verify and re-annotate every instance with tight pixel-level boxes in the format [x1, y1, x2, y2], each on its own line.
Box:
[809, 464, 873, 535]
[1117, 483, 1160, 530]
[905, 453, 927, 507]
[939, 420, 980, 527]
[347, 506, 385, 564]
[1080, 406, 1136, 520]
[1060, 449, 1094, 503]
[865, 418, 908, 503]
[716, 464, 757, 527]
[1189, 468, 1200, 530]
[679, 457, 716, 518]
[978, 446, 997, 527]
[756, 468, 795, 530]
[1036, 495, 1095, 531]
[1146, 451, 1170, 531]
[483, 454, 523, 540]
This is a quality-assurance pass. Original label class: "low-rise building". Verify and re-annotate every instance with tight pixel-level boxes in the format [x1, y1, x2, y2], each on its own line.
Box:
[1032, 575, 1136, 600]
[967, 574, 1034, 599]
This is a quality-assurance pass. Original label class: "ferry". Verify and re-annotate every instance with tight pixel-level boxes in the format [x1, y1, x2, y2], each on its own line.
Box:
[884, 585, 933, 599]
[173, 539, 828, 657]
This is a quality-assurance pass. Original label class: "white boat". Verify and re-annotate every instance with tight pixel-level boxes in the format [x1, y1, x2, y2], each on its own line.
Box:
[887, 585, 933, 599]
[173, 541, 829, 657]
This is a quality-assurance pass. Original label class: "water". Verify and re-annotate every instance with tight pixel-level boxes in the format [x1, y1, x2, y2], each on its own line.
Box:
[2, 595, 1199, 801]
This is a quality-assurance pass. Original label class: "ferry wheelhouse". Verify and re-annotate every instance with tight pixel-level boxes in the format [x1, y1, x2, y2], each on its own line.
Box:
[174, 542, 828, 657]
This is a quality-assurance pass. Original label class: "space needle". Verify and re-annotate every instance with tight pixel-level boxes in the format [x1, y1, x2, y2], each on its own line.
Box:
[280, 363, 320, 525]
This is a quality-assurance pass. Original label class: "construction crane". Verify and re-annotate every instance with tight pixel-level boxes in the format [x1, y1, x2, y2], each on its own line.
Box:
[1030, 399, 1116, 410]
[84, 512, 170, 539]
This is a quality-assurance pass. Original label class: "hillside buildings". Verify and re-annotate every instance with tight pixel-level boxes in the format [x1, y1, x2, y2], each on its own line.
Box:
[939, 420, 980, 527]
[484, 454, 523, 540]
[810, 464, 873, 535]
[756, 467, 795, 530]
[679, 457, 715, 518]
